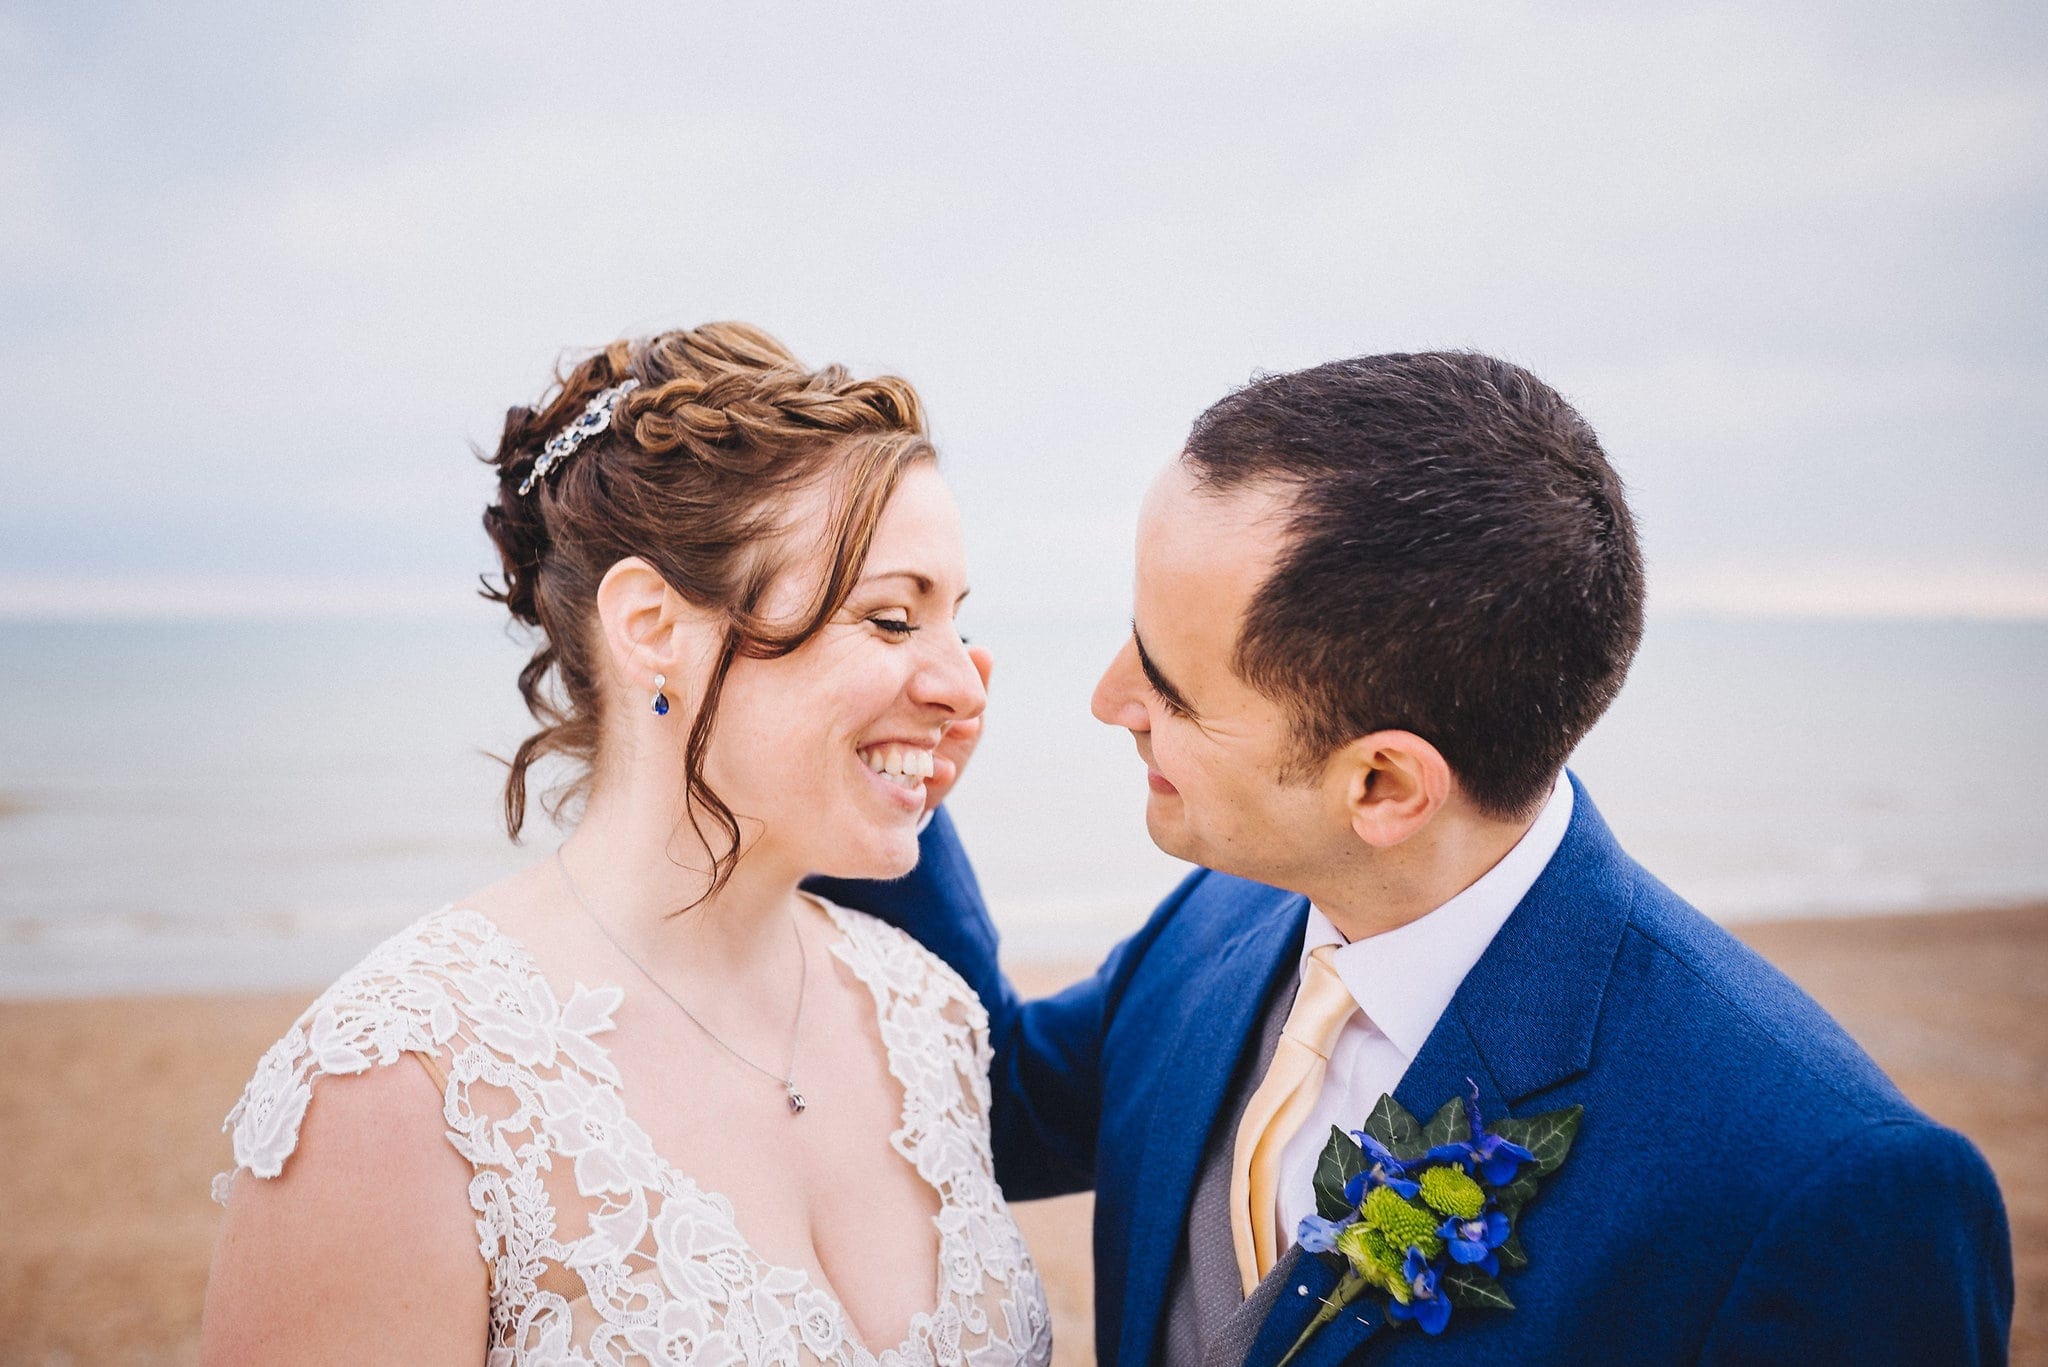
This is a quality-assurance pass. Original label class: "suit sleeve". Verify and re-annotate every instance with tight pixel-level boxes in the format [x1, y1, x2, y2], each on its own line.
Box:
[1699, 1118, 2013, 1365]
[805, 806, 1201, 1201]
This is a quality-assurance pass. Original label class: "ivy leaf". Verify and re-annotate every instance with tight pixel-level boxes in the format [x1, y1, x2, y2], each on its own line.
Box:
[1492, 1171, 1539, 1221]
[1495, 1227, 1529, 1272]
[1419, 1096, 1470, 1151]
[1361, 1094, 1423, 1161]
[1488, 1105, 1583, 1180]
[1313, 1126, 1367, 1221]
[1441, 1265, 1515, 1311]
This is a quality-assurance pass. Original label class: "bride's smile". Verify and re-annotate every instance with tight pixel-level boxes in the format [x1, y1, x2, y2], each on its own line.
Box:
[680, 461, 984, 886]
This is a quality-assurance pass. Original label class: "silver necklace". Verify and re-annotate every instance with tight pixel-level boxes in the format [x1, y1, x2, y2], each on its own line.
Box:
[555, 849, 809, 1115]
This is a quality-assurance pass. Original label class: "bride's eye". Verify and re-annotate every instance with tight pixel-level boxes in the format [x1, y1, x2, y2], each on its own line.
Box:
[869, 614, 918, 636]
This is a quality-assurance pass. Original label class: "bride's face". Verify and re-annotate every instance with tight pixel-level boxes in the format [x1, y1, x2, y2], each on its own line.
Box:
[702, 462, 984, 880]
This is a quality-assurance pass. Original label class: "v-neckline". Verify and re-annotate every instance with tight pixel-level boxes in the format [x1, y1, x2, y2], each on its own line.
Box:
[450, 897, 959, 1365]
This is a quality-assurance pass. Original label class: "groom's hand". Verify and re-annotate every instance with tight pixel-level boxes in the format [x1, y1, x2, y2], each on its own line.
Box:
[925, 644, 994, 814]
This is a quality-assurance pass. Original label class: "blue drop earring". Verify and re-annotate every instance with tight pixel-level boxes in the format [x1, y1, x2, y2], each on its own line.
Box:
[651, 673, 670, 717]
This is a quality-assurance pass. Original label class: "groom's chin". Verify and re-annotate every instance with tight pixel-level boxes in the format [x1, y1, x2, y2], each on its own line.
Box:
[1141, 807, 1200, 868]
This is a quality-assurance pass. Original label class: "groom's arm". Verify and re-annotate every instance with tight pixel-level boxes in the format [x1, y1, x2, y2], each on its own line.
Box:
[1698, 1117, 2012, 1363]
[807, 807, 1195, 1202]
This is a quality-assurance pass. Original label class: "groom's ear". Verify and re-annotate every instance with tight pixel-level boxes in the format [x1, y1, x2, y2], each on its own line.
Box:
[1333, 731, 1451, 847]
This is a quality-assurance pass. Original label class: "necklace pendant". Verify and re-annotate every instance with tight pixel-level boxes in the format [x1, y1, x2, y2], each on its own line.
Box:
[786, 1085, 807, 1115]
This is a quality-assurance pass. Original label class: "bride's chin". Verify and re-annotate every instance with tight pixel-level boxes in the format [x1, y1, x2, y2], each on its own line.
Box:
[816, 831, 920, 884]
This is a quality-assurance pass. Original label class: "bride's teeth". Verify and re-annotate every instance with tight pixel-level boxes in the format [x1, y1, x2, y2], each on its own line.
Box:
[860, 743, 932, 786]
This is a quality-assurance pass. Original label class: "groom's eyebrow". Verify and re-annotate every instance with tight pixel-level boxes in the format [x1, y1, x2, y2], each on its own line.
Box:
[1133, 626, 1197, 716]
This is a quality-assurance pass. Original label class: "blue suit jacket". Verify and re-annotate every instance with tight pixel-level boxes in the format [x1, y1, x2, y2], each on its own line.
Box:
[812, 777, 2012, 1365]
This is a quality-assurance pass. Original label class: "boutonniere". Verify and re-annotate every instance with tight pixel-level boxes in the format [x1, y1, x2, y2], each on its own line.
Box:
[1279, 1080, 1581, 1362]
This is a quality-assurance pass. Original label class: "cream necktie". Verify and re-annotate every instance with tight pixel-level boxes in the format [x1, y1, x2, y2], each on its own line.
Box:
[1229, 944, 1359, 1295]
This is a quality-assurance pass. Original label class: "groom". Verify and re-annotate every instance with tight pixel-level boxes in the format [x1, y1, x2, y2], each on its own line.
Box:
[815, 352, 2012, 1364]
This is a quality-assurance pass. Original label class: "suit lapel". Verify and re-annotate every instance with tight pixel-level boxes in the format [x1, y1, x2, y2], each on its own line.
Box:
[1238, 777, 1638, 1365]
[1393, 1003, 1506, 1132]
[1238, 1249, 1387, 1367]
[1413, 774, 1635, 1110]
[1118, 882, 1309, 1367]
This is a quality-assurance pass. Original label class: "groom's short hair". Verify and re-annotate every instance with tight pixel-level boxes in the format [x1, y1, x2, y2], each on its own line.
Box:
[1182, 351, 1644, 819]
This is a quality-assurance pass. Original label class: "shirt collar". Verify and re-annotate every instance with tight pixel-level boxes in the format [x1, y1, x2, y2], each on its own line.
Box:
[1298, 770, 1575, 1061]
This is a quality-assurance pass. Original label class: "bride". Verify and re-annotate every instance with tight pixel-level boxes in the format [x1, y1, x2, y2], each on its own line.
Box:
[201, 323, 1047, 1366]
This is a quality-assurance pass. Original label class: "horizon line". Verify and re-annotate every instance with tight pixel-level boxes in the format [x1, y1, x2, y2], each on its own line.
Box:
[1, 572, 2045, 624]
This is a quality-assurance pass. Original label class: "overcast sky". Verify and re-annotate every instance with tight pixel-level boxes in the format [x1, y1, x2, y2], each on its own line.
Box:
[3, 0, 2044, 619]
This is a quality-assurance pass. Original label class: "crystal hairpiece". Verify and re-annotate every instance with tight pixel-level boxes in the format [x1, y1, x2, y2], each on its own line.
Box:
[518, 379, 641, 496]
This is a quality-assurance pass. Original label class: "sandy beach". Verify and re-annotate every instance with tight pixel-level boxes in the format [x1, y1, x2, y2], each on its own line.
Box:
[2, 903, 2041, 1365]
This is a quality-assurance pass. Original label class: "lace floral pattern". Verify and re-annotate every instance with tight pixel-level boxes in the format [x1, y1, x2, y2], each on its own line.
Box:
[216, 904, 1052, 1367]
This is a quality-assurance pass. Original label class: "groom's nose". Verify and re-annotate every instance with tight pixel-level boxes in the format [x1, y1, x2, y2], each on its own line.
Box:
[1091, 637, 1151, 732]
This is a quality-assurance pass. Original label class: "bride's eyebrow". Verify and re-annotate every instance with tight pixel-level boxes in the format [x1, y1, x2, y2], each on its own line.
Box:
[854, 570, 971, 605]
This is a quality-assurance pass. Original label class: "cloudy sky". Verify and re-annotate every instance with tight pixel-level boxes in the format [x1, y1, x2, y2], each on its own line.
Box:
[4, 0, 2044, 619]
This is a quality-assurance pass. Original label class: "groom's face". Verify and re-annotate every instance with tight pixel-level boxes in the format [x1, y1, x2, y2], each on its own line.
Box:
[1092, 461, 1349, 887]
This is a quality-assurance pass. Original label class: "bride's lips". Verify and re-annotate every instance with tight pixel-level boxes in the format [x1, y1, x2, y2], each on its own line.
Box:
[861, 759, 925, 812]
[856, 740, 935, 814]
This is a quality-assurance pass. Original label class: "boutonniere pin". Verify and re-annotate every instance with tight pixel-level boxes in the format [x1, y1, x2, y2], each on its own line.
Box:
[1278, 1080, 1581, 1363]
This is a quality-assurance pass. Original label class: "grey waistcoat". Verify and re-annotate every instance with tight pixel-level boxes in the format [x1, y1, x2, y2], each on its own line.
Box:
[1158, 963, 1310, 1367]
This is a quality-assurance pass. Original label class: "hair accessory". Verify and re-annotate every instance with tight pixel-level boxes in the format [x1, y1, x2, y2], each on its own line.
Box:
[651, 673, 670, 717]
[518, 378, 641, 496]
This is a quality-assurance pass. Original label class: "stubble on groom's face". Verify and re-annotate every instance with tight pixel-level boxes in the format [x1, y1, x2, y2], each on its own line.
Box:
[1090, 460, 1342, 887]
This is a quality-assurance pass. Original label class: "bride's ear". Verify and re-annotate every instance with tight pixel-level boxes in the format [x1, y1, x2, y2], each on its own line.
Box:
[1331, 731, 1451, 848]
[594, 558, 713, 700]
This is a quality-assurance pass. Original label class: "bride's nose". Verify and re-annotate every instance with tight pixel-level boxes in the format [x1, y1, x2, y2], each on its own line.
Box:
[910, 632, 987, 720]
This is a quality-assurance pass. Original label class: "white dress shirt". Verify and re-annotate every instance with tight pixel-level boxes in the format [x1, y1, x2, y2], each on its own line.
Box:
[1272, 771, 1574, 1243]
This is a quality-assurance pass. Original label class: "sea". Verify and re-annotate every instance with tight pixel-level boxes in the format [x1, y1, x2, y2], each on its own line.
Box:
[2, 611, 2044, 997]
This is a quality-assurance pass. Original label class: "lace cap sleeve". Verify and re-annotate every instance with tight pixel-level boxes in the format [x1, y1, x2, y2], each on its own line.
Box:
[211, 908, 478, 1203]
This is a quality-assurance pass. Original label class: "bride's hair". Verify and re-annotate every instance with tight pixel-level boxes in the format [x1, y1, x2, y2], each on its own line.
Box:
[480, 322, 934, 891]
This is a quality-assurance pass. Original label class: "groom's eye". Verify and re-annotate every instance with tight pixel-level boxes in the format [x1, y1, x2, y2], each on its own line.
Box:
[1151, 685, 1189, 719]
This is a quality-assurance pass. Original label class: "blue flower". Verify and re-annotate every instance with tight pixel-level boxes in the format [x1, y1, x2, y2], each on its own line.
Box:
[1296, 1212, 1354, 1254]
[1384, 1247, 1452, 1335]
[1439, 1209, 1511, 1276]
[1347, 1131, 1422, 1201]
[1422, 1081, 1536, 1186]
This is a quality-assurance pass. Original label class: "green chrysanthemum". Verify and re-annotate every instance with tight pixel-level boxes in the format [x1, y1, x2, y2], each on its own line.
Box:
[1361, 1184, 1444, 1259]
[1418, 1164, 1486, 1220]
[1334, 1222, 1410, 1303]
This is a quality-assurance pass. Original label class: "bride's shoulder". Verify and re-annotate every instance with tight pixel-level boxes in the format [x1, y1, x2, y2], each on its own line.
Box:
[204, 909, 490, 1352]
[283, 904, 515, 1047]
[212, 905, 518, 1199]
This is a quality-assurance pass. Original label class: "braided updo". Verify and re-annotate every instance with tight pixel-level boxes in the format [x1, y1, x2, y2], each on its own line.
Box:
[480, 322, 935, 891]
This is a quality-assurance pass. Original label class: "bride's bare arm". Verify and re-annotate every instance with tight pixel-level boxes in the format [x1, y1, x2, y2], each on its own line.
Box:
[201, 1059, 487, 1364]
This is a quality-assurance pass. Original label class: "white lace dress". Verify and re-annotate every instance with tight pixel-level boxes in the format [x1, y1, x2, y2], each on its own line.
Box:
[214, 901, 1052, 1367]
